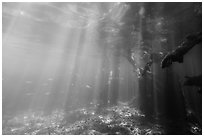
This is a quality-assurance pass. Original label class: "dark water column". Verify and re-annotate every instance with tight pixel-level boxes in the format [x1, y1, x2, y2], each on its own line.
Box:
[164, 32, 186, 120]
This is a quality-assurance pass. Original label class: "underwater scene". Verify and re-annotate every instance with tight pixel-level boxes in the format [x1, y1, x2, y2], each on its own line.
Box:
[2, 2, 202, 135]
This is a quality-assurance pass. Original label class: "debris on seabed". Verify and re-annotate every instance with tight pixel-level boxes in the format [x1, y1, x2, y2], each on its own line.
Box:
[2, 105, 201, 135]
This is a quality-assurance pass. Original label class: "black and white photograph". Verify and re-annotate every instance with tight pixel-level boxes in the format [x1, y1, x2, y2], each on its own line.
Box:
[2, 2, 202, 135]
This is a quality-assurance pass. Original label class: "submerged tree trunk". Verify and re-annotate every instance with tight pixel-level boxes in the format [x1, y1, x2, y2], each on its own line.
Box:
[98, 49, 109, 107]
[109, 50, 120, 105]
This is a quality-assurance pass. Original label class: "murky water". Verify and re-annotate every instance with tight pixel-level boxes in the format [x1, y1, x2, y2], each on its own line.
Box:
[2, 2, 202, 135]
